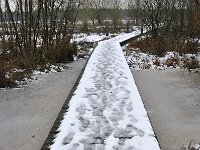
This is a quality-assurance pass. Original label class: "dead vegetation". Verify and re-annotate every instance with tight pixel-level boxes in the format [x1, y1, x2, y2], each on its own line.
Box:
[0, 65, 15, 88]
[128, 35, 200, 57]
[128, 35, 200, 71]
[0, 42, 78, 88]
[0, 0, 83, 88]
[181, 139, 200, 150]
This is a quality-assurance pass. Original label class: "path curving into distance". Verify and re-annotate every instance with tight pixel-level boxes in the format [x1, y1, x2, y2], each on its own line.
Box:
[50, 32, 160, 150]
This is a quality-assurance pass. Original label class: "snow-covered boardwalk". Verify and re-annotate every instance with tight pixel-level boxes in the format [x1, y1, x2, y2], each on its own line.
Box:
[51, 32, 160, 150]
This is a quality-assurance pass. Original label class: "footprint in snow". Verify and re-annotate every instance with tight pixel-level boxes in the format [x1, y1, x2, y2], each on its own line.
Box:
[134, 126, 145, 137]
[121, 94, 130, 100]
[62, 132, 74, 145]
[126, 124, 134, 132]
[76, 105, 86, 115]
[90, 124, 101, 133]
[114, 128, 129, 139]
[106, 82, 113, 88]
[92, 109, 103, 116]
[71, 143, 80, 149]
[94, 83, 102, 89]
[85, 88, 98, 93]
[80, 118, 90, 128]
[118, 138, 126, 145]
[102, 126, 112, 137]
[120, 86, 130, 94]
[128, 115, 138, 123]
[126, 104, 133, 112]
[127, 146, 135, 150]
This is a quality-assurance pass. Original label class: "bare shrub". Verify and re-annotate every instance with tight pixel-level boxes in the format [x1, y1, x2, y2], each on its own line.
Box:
[0, 61, 15, 88]
[80, 22, 90, 33]
[45, 42, 77, 63]
[183, 57, 199, 71]
[129, 35, 200, 58]
[0, 64, 6, 88]
[128, 36, 166, 56]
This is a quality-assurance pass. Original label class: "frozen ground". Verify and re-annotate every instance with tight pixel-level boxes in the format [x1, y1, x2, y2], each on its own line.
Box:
[51, 31, 160, 150]
[133, 69, 200, 150]
[0, 59, 86, 150]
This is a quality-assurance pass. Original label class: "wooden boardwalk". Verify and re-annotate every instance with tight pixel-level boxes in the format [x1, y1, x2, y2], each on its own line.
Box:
[40, 32, 145, 150]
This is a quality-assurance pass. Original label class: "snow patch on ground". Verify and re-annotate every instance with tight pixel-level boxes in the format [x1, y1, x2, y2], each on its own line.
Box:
[71, 33, 107, 44]
[124, 47, 200, 71]
[2, 64, 65, 90]
[27, 64, 64, 83]
[51, 31, 160, 150]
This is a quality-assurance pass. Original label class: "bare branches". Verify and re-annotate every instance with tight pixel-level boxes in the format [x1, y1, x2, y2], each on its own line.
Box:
[0, 0, 83, 62]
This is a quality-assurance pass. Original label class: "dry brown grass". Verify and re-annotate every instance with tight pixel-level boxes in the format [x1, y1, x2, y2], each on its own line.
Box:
[0, 39, 79, 88]
[44, 42, 77, 63]
[128, 35, 200, 57]
[0, 60, 16, 88]
[128, 36, 166, 56]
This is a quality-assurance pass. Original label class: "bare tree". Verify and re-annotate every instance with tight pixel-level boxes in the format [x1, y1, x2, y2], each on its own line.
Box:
[111, 0, 121, 30]
[1, 0, 83, 62]
[92, 0, 107, 25]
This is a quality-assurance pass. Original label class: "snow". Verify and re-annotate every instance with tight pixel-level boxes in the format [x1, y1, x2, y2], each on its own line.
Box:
[51, 31, 160, 150]
[28, 65, 64, 82]
[72, 33, 107, 44]
[111, 30, 141, 43]
[124, 46, 200, 71]
[181, 142, 200, 150]
[165, 51, 179, 60]
[124, 48, 162, 70]
[6, 64, 65, 89]
[71, 29, 142, 44]
[184, 53, 198, 60]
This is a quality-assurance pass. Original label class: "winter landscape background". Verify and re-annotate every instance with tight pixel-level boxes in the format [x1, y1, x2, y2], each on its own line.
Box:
[0, 0, 200, 150]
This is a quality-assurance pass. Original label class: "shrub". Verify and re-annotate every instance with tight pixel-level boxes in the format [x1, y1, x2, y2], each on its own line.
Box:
[128, 36, 166, 56]
[0, 64, 15, 88]
[0, 68, 7, 88]
[44, 42, 77, 63]
[80, 22, 90, 33]
[128, 34, 200, 57]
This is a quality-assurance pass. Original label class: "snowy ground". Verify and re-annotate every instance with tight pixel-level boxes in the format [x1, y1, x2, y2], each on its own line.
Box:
[8, 64, 65, 88]
[51, 31, 160, 150]
[71, 33, 107, 44]
[124, 47, 200, 71]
